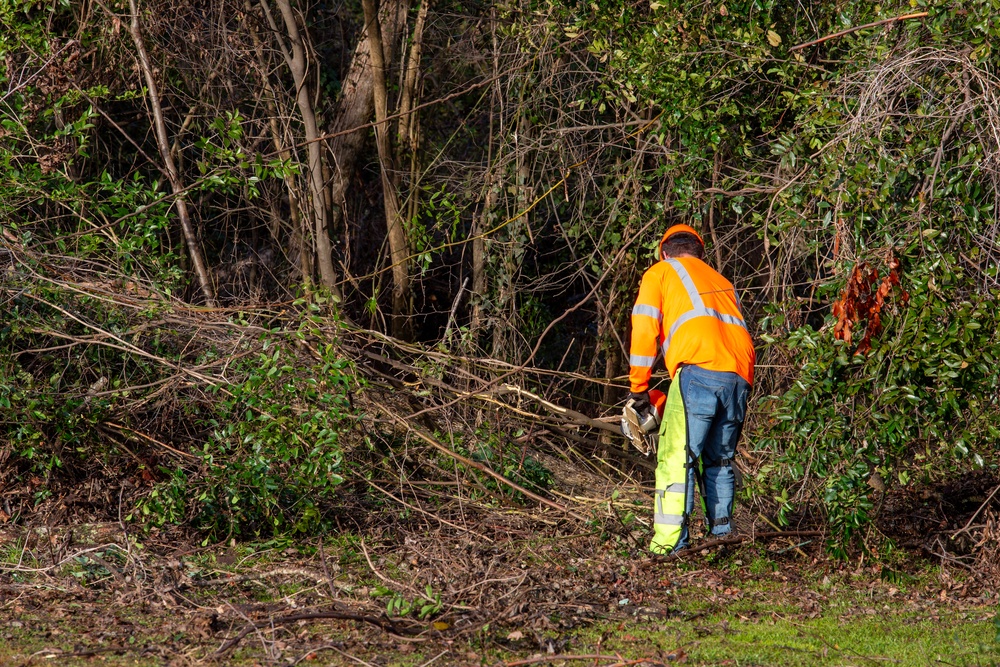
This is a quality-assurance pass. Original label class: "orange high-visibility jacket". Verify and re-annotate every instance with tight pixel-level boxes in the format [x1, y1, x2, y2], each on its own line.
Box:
[629, 252, 755, 393]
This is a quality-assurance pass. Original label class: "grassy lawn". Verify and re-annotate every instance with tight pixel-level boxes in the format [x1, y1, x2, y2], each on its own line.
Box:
[563, 609, 999, 667]
[480, 557, 1000, 667]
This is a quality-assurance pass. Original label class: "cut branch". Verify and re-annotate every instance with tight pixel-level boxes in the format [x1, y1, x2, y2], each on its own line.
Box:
[385, 411, 589, 522]
[479, 384, 621, 434]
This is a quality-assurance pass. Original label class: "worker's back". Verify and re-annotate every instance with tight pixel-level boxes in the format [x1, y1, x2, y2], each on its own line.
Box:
[630, 256, 754, 390]
[655, 256, 753, 382]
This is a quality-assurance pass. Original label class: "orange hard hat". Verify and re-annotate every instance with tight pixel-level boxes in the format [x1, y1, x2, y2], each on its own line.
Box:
[659, 224, 704, 254]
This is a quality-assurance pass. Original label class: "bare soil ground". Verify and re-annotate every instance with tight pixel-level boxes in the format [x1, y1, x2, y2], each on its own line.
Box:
[3, 437, 998, 667]
[1, 504, 997, 667]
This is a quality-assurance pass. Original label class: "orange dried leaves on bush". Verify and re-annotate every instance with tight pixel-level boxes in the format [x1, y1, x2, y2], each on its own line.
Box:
[832, 254, 908, 355]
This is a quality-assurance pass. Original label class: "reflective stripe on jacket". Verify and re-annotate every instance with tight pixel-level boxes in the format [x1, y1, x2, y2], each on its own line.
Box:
[629, 256, 755, 393]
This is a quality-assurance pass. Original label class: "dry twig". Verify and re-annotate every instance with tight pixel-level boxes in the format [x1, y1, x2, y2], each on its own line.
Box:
[215, 608, 422, 655]
[788, 12, 928, 52]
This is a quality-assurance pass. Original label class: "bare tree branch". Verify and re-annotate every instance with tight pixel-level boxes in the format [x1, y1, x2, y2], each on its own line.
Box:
[123, 0, 216, 306]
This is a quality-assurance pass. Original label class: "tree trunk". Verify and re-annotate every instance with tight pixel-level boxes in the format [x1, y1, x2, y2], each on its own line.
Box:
[246, 2, 312, 285]
[362, 0, 411, 339]
[325, 0, 409, 303]
[471, 10, 498, 344]
[492, 110, 533, 362]
[470, 179, 492, 336]
[127, 0, 216, 307]
[399, 1, 429, 232]
[396, 1, 428, 154]
[260, 0, 340, 299]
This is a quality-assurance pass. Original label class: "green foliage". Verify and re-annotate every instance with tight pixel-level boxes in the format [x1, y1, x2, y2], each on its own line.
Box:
[141, 325, 357, 538]
[409, 185, 466, 274]
[757, 248, 1000, 551]
[0, 286, 143, 485]
[468, 425, 553, 496]
[65, 546, 128, 586]
[372, 584, 443, 620]
[0, 0, 55, 57]
[0, 275, 357, 538]
[0, 14, 292, 294]
[555, 0, 1000, 551]
[0, 6, 358, 539]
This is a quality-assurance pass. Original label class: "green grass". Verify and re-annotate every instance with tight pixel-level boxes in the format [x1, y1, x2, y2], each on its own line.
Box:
[624, 613, 994, 666]
[561, 593, 1000, 667]
[1, 617, 174, 667]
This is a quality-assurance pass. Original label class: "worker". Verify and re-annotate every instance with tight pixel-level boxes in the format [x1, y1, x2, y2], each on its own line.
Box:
[625, 224, 755, 554]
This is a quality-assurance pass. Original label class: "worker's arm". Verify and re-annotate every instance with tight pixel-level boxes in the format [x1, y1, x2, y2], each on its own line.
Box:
[628, 269, 663, 394]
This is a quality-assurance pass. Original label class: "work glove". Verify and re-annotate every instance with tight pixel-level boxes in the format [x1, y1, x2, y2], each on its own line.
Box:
[628, 391, 651, 415]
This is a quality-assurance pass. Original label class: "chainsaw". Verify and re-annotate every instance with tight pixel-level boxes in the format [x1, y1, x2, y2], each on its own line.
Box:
[620, 389, 665, 456]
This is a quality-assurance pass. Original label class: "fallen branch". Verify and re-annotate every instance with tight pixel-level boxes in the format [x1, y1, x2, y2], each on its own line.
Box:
[104, 421, 200, 461]
[358, 346, 621, 434]
[178, 566, 352, 592]
[951, 483, 1000, 539]
[385, 412, 589, 522]
[367, 479, 495, 543]
[641, 530, 824, 566]
[505, 656, 664, 667]
[548, 425, 656, 472]
[788, 12, 928, 52]
[758, 512, 809, 558]
[215, 608, 421, 655]
[478, 384, 621, 434]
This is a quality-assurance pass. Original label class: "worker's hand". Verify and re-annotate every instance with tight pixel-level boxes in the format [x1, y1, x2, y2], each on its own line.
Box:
[628, 391, 651, 413]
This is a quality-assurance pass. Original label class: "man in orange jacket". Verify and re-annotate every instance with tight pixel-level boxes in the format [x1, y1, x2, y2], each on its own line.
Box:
[627, 224, 755, 553]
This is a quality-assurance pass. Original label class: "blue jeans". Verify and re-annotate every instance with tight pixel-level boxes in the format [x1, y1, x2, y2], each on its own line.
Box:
[674, 365, 750, 550]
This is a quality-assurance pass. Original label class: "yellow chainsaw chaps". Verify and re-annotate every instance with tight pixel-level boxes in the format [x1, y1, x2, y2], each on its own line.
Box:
[650, 368, 688, 554]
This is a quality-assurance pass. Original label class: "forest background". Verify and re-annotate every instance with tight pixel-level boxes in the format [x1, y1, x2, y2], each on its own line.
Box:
[1, 0, 999, 567]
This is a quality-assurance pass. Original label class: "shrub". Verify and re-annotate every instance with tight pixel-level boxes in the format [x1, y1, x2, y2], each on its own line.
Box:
[140, 325, 358, 538]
